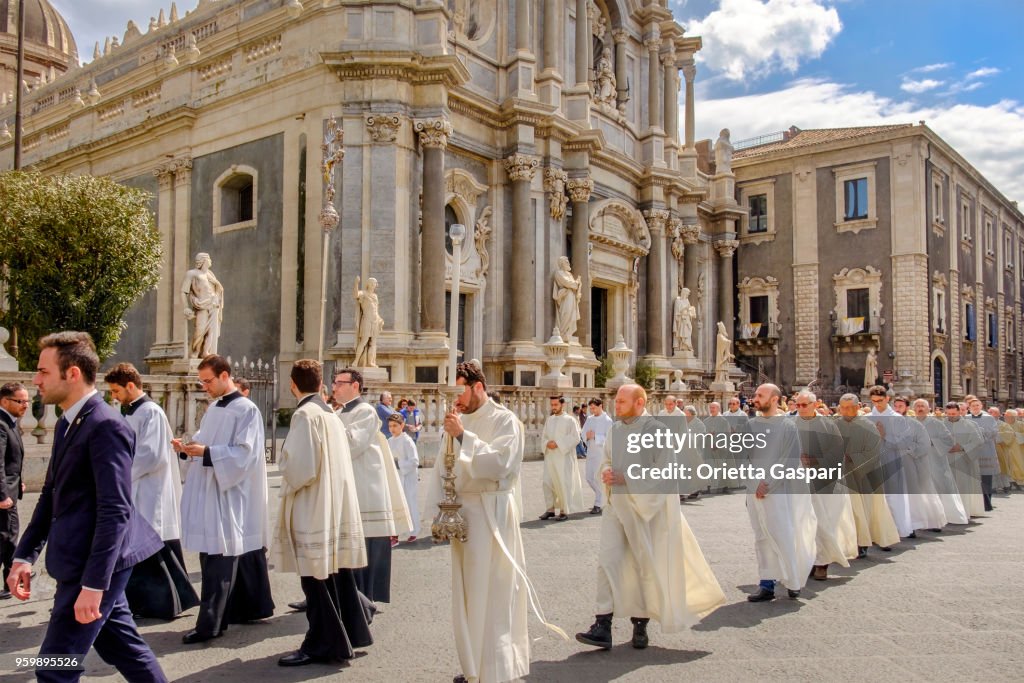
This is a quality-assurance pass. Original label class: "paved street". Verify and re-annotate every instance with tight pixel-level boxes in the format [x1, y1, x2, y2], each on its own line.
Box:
[2, 460, 1023, 682]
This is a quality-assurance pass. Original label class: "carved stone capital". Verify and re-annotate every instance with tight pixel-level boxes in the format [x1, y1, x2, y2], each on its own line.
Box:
[714, 238, 740, 259]
[170, 158, 193, 187]
[566, 176, 594, 203]
[366, 114, 401, 143]
[543, 168, 569, 221]
[643, 37, 661, 53]
[504, 153, 540, 182]
[668, 218, 682, 239]
[662, 49, 677, 68]
[414, 118, 452, 149]
[154, 166, 174, 190]
[611, 29, 628, 44]
[679, 223, 701, 244]
[682, 62, 696, 82]
[642, 208, 669, 235]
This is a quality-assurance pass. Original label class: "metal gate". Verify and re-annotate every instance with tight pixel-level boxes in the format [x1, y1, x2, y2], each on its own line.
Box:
[229, 356, 279, 463]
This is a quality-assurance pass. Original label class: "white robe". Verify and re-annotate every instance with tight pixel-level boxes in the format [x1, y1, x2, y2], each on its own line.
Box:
[125, 396, 182, 542]
[338, 398, 412, 538]
[272, 396, 366, 579]
[917, 416, 968, 524]
[744, 416, 817, 591]
[947, 418, 985, 517]
[541, 412, 584, 513]
[425, 399, 547, 683]
[835, 416, 900, 549]
[599, 416, 726, 629]
[582, 412, 613, 508]
[180, 392, 269, 556]
[389, 432, 420, 538]
[794, 416, 856, 566]
[868, 407, 915, 537]
[904, 417, 948, 530]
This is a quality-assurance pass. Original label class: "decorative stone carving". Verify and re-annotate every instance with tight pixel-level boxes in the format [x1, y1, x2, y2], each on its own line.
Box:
[503, 153, 539, 182]
[670, 220, 684, 261]
[415, 118, 452, 149]
[181, 252, 224, 358]
[474, 206, 492, 281]
[669, 370, 687, 392]
[543, 168, 568, 220]
[567, 176, 593, 204]
[611, 29, 627, 45]
[588, 0, 608, 40]
[714, 239, 739, 259]
[445, 169, 488, 208]
[589, 199, 651, 255]
[353, 276, 384, 368]
[606, 335, 634, 389]
[366, 114, 401, 143]
[643, 37, 661, 52]
[593, 47, 616, 109]
[680, 223, 700, 244]
[714, 321, 735, 385]
[714, 128, 733, 174]
[864, 348, 879, 387]
[673, 287, 696, 356]
[552, 256, 582, 343]
[541, 328, 571, 388]
[642, 208, 669, 234]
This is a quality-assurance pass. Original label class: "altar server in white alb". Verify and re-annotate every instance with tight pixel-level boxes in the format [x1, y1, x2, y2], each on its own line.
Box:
[387, 412, 420, 542]
[913, 399, 968, 524]
[539, 396, 584, 521]
[174, 354, 274, 644]
[104, 363, 199, 620]
[581, 398, 613, 514]
[332, 368, 411, 604]
[426, 362, 564, 683]
[865, 386, 915, 538]
[745, 384, 817, 602]
[576, 383, 725, 651]
[273, 360, 371, 667]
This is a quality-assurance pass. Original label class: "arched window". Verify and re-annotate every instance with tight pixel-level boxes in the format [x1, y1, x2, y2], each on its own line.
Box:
[213, 165, 259, 233]
[444, 204, 458, 255]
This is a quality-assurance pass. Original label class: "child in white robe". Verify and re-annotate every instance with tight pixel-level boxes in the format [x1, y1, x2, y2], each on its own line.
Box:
[388, 413, 420, 542]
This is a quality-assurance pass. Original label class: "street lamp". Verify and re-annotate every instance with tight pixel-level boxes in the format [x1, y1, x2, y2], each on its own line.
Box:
[318, 116, 343, 363]
[447, 223, 466, 385]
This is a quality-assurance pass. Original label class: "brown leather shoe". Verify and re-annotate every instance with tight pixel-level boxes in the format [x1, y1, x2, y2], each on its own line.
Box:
[812, 565, 828, 581]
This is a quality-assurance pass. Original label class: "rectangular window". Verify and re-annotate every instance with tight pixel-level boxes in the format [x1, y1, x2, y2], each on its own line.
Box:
[962, 203, 971, 242]
[965, 303, 976, 341]
[748, 194, 768, 233]
[750, 295, 769, 337]
[988, 312, 998, 348]
[847, 288, 870, 330]
[985, 219, 995, 254]
[934, 180, 943, 221]
[844, 178, 868, 220]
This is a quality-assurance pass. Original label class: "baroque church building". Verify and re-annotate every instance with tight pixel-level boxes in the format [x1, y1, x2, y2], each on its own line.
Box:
[1, 0, 744, 390]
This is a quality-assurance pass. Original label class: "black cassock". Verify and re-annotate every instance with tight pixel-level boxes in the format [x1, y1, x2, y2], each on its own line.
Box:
[125, 540, 200, 619]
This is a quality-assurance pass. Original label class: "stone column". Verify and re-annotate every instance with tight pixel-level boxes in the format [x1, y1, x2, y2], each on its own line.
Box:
[575, 0, 589, 86]
[505, 153, 540, 341]
[643, 209, 669, 356]
[516, 0, 530, 51]
[682, 60, 696, 149]
[152, 166, 174, 345]
[715, 239, 739, 334]
[170, 158, 192, 344]
[415, 118, 452, 333]
[543, 0, 561, 72]
[613, 30, 628, 112]
[680, 223, 701, 301]
[663, 51, 678, 142]
[645, 36, 661, 130]
[568, 175, 593, 347]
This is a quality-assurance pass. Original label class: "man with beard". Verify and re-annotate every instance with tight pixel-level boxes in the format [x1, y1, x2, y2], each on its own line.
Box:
[539, 396, 584, 521]
[912, 399, 968, 525]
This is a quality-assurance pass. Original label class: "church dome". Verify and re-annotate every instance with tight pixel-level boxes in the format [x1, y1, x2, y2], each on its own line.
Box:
[0, 0, 78, 62]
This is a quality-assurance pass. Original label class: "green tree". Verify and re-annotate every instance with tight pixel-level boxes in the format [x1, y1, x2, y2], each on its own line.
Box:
[0, 172, 162, 368]
[631, 358, 657, 390]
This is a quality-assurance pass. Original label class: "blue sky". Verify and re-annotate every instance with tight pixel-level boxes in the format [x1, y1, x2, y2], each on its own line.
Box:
[51, 0, 1024, 201]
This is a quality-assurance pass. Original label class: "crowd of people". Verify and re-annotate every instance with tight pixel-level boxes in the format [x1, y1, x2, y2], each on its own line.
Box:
[2, 332, 1020, 683]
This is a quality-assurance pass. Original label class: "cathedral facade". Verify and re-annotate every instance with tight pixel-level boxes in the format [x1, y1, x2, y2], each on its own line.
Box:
[0, 0, 742, 390]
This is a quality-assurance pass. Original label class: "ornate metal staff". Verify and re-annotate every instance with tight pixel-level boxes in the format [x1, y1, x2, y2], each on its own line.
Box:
[318, 115, 344, 363]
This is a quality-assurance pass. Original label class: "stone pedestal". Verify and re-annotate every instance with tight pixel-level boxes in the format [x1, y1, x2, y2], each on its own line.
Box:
[148, 356, 200, 376]
[540, 329, 571, 389]
[356, 366, 390, 385]
[0, 327, 17, 370]
[605, 336, 633, 390]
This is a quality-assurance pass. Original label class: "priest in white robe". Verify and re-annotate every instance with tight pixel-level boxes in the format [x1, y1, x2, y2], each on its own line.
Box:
[966, 397, 1000, 512]
[944, 403, 985, 517]
[175, 355, 273, 644]
[539, 396, 584, 520]
[387, 413, 421, 541]
[105, 363, 199, 620]
[903, 410, 948, 532]
[913, 399, 968, 525]
[866, 387, 915, 537]
[332, 368, 412, 605]
[273, 360, 371, 667]
[745, 384, 817, 602]
[576, 383, 724, 650]
[581, 398, 613, 514]
[425, 362, 561, 683]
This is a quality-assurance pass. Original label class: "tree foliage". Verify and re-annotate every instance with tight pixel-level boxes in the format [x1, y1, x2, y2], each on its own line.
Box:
[0, 172, 162, 368]
[631, 358, 657, 390]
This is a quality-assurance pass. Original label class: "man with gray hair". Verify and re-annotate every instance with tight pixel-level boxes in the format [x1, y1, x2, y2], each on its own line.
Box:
[704, 401, 738, 492]
[376, 391, 396, 437]
[658, 395, 684, 417]
[912, 399, 968, 525]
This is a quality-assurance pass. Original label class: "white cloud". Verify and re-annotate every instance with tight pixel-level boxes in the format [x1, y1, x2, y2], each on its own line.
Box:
[967, 67, 1001, 79]
[694, 78, 1024, 203]
[911, 62, 952, 73]
[686, 0, 842, 81]
[900, 78, 943, 94]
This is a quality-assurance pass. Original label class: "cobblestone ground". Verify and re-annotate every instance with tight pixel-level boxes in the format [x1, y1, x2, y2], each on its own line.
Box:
[2, 460, 1023, 682]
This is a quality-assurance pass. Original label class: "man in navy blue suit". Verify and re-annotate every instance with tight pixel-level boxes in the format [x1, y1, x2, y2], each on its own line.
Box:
[7, 331, 167, 682]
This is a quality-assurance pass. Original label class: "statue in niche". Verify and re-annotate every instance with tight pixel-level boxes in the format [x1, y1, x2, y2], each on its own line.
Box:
[714, 128, 733, 174]
[714, 321, 734, 384]
[181, 252, 224, 358]
[593, 47, 617, 108]
[354, 276, 385, 368]
[672, 287, 697, 355]
[552, 256, 582, 343]
[864, 348, 879, 388]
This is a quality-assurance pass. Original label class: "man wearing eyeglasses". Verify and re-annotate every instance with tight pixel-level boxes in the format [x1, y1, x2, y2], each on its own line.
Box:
[866, 385, 915, 538]
[0, 382, 29, 599]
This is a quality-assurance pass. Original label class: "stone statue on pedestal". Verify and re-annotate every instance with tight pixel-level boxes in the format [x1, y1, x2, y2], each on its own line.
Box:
[593, 47, 617, 108]
[181, 252, 223, 358]
[714, 128, 733, 174]
[669, 369, 687, 392]
[714, 321, 734, 384]
[864, 347, 879, 388]
[354, 276, 384, 368]
[672, 287, 697, 355]
[552, 256, 582, 343]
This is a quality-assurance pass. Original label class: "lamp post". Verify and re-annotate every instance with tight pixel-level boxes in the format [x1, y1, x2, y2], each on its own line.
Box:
[447, 223, 466, 385]
[318, 116, 344, 363]
[13, 0, 25, 171]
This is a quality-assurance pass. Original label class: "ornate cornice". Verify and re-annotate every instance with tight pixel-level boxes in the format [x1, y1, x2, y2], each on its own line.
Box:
[321, 52, 471, 89]
[415, 118, 453, 149]
[566, 176, 594, 203]
[504, 153, 539, 182]
[366, 114, 401, 143]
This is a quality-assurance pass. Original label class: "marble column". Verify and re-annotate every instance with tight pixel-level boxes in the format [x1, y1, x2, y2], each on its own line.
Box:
[644, 209, 669, 356]
[663, 52, 679, 142]
[613, 29, 628, 112]
[152, 166, 174, 345]
[415, 118, 453, 333]
[645, 36, 661, 130]
[505, 153, 540, 342]
[715, 239, 739, 333]
[516, 0, 530, 51]
[568, 175, 593, 347]
[575, 0, 589, 86]
[681, 224, 701, 301]
[170, 158, 192, 344]
[543, 0, 561, 72]
[682, 60, 696, 149]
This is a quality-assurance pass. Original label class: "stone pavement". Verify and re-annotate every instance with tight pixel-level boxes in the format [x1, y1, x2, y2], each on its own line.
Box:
[2, 461, 1023, 682]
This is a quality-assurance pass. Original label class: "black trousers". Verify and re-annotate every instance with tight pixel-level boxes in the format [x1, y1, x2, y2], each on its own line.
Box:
[0, 502, 17, 585]
[981, 474, 994, 510]
[196, 548, 275, 635]
[195, 553, 238, 637]
[299, 569, 373, 661]
[353, 537, 392, 603]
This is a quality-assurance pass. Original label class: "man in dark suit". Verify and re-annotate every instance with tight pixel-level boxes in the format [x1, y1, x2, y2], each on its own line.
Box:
[0, 381, 29, 599]
[6, 332, 167, 682]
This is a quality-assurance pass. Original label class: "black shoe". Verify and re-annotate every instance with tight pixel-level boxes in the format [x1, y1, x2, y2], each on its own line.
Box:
[879, 546, 892, 552]
[182, 630, 221, 644]
[857, 546, 868, 559]
[453, 676, 468, 683]
[984, 505, 995, 512]
[575, 614, 613, 649]
[590, 506, 602, 515]
[278, 651, 320, 667]
[787, 589, 800, 599]
[747, 587, 775, 602]
[908, 531, 917, 539]
[686, 491, 701, 500]
[0, 589, 11, 600]
[630, 617, 649, 649]
[556, 513, 569, 521]
[288, 600, 307, 611]
[539, 511, 555, 520]
[929, 528, 943, 532]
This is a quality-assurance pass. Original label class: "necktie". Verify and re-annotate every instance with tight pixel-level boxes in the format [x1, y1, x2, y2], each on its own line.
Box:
[53, 415, 69, 454]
